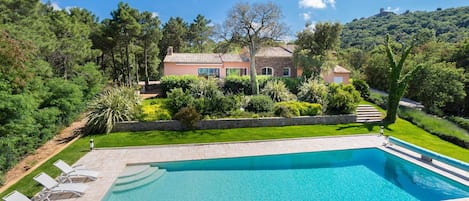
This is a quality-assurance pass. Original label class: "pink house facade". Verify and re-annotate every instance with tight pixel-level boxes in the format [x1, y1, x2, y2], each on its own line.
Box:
[163, 46, 350, 84]
[164, 47, 250, 78]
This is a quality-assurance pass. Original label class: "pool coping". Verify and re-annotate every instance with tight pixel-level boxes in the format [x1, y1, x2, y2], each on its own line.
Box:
[53, 134, 468, 201]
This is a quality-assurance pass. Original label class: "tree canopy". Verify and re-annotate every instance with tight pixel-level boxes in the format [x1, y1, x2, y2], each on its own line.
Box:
[220, 2, 287, 94]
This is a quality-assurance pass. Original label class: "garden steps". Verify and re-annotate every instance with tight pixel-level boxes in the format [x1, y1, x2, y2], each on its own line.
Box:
[356, 105, 383, 123]
[113, 166, 166, 192]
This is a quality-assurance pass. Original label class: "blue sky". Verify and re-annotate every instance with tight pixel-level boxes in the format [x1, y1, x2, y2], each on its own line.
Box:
[46, 0, 468, 37]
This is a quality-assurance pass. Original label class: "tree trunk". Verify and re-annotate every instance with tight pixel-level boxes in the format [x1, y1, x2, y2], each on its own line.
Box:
[384, 89, 399, 123]
[249, 46, 259, 95]
[125, 44, 132, 87]
[144, 41, 149, 91]
[63, 58, 67, 80]
[111, 50, 118, 83]
[119, 49, 126, 85]
[135, 54, 139, 86]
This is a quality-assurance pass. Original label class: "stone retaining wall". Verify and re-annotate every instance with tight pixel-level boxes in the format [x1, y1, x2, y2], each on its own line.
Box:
[112, 115, 356, 132]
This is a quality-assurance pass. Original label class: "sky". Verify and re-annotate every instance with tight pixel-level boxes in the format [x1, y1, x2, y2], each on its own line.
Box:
[45, 0, 468, 38]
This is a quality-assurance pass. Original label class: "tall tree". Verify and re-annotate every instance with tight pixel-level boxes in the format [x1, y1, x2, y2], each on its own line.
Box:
[48, 9, 97, 79]
[188, 14, 213, 53]
[159, 17, 187, 53]
[384, 34, 421, 123]
[158, 17, 188, 75]
[110, 2, 141, 86]
[221, 2, 287, 95]
[138, 11, 162, 89]
[293, 22, 342, 78]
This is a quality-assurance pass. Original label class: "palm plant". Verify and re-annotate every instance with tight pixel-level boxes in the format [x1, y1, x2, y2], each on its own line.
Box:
[85, 87, 141, 134]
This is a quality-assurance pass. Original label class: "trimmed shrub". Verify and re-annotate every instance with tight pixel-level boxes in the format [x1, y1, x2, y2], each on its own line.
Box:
[298, 79, 328, 111]
[223, 76, 251, 94]
[274, 101, 322, 117]
[85, 87, 141, 134]
[352, 79, 370, 100]
[174, 106, 202, 130]
[274, 102, 300, 117]
[261, 80, 296, 102]
[222, 75, 272, 95]
[160, 75, 199, 96]
[327, 83, 361, 114]
[245, 95, 274, 113]
[301, 102, 322, 116]
[167, 88, 194, 114]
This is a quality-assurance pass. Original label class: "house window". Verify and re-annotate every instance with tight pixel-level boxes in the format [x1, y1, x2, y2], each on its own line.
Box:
[198, 68, 220, 78]
[261, 67, 273, 76]
[283, 67, 291, 77]
[333, 76, 344, 84]
[226, 68, 247, 76]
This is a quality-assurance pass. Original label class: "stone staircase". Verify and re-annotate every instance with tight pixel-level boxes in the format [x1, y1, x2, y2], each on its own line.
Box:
[356, 105, 383, 123]
[112, 165, 166, 192]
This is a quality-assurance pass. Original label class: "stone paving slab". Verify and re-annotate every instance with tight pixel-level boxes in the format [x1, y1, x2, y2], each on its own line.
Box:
[53, 135, 467, 201]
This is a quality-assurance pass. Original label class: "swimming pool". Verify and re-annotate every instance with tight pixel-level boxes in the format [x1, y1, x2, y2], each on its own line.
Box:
[103, 148, 469, 201]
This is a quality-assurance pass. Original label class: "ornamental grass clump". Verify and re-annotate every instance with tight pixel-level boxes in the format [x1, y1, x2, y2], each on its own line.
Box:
[85, 87, 141, 134]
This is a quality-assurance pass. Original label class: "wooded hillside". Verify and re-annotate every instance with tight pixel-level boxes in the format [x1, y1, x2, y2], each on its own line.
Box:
[341, 6, 469, 50]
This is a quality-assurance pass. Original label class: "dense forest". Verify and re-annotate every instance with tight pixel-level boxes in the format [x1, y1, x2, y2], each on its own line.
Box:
[1, 0, 468, 185]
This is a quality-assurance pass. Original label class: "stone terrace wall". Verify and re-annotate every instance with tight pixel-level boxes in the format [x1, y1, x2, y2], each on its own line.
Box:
[112, 115, 356, 132]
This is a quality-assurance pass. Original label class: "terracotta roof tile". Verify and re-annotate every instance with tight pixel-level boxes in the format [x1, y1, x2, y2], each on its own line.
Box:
[164, 53, 222, 63]
[334, 65, 350, 73]
[256, 47, 292, 57]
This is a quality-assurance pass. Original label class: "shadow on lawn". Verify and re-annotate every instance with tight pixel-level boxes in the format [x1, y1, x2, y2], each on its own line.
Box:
[336, 122, 387, 132]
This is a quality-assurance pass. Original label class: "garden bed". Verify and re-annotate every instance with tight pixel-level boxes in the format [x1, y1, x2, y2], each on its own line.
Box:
[113, 114, 356, 132]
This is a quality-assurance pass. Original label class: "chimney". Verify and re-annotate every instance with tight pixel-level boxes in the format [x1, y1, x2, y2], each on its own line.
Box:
[167, 46, 173, 56]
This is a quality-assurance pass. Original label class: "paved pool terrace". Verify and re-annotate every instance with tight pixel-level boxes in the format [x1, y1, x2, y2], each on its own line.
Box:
[53, 135, 468, 201]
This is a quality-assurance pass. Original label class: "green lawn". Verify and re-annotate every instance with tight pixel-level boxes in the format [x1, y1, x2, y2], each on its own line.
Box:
[2, 104, 469, 198]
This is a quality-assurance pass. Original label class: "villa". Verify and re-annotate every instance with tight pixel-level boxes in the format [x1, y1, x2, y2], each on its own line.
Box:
[163, 46, 351, 84]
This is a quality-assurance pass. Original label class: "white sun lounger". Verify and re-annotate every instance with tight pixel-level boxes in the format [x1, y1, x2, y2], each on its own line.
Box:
[33, 172, 88, 198]
[53, 160, 99, 182]
[2, 191, 32, 201]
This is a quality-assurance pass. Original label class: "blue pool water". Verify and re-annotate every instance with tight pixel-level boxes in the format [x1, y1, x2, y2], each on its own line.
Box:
[103, 148, 469, 201]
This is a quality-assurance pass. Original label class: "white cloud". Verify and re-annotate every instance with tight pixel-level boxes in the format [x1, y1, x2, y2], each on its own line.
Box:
[385, 6, 400, 13]
[51, 2, 61, 11]
[299, 0, 335, 9]
[302, 12, 311, 21]
[151, 12, 159, 18]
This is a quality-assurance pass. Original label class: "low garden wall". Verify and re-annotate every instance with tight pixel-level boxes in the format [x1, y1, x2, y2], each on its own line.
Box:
[112, 114, 357, 132]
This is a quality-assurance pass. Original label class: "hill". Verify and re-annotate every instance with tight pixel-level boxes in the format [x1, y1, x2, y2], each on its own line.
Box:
[341, 6, 469, 50]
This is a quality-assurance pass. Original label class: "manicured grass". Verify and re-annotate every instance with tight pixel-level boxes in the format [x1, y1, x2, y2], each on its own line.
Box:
[95, 123, 377, 148]
[2, 102, 469, 198]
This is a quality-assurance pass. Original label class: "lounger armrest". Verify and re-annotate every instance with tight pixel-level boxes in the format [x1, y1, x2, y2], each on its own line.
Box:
[72, 164, 86, 169]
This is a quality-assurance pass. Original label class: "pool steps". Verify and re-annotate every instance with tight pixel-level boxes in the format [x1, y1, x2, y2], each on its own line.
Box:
[112, 165, 166, 192]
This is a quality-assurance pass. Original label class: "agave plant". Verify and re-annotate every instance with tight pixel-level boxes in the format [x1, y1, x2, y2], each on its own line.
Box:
[85, 87, 141, 134]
